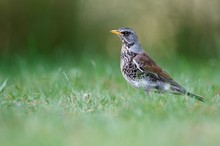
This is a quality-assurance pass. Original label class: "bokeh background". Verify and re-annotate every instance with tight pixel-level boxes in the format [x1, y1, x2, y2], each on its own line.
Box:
[0, 0, 220, 61]
[1, 1, 220, 146]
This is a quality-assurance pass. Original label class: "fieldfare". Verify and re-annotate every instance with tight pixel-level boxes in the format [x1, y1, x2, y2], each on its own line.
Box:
[111, 27, 204, 101]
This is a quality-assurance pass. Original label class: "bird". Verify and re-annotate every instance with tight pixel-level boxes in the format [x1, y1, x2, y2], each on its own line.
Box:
[111, 27, 204, 101]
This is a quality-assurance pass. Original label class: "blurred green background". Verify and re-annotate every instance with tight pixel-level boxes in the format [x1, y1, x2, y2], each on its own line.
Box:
[1, 1, 220, 146]
[0, 0, 220, 61]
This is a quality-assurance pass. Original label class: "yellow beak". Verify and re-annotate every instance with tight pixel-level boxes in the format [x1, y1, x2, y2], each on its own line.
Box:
[111, 30, 122, 35]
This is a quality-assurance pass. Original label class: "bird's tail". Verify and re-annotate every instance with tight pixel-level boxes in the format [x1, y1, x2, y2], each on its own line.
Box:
[186, 92, 204, 102]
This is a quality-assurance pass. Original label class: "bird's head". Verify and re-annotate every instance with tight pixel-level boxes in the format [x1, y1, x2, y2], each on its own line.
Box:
[111, 28, 139, 48]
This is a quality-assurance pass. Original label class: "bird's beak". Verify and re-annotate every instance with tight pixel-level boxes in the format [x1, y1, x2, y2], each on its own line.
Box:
[111, 30, 122, 35]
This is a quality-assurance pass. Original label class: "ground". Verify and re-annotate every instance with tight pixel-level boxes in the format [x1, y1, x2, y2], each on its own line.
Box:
[0, 54, 219, 146]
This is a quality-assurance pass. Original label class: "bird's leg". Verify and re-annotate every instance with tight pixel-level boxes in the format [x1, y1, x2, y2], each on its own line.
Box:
[144, 88, 150, 94]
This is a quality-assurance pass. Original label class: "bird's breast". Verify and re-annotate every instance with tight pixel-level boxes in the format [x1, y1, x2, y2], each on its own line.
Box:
[120, 50, 143, 84]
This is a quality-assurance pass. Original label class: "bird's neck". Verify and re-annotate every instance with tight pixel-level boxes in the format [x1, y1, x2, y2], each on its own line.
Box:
[123, 43, 143, 54]
[124, 41, 134, 48]
[121, 45, 137, 61]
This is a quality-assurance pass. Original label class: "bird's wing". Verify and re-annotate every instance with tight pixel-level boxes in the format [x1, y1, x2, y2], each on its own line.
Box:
[133, 52, 171, 79]
[133, 52, 184, 91]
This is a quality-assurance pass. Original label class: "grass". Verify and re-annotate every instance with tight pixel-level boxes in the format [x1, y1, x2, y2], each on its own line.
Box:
[0, 54, 220, 146]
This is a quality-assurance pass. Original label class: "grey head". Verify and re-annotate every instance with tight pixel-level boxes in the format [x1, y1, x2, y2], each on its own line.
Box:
[111, 27, 143, 53]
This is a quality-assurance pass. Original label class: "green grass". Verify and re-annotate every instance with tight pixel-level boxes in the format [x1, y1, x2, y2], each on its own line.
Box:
[0, 55, 220, 146]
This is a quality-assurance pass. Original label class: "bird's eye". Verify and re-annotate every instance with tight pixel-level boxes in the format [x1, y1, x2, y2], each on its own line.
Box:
[122, 31, 130, 36]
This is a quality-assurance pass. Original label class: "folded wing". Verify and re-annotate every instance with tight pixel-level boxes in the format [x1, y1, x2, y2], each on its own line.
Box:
[133, 52, 186, 93]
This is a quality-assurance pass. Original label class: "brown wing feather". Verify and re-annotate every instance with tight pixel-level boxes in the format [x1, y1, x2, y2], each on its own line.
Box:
[133, 52, 185, 91]
[134, 52, 172, 80]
